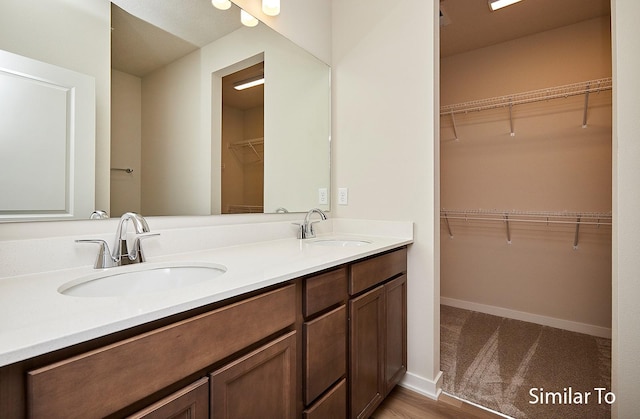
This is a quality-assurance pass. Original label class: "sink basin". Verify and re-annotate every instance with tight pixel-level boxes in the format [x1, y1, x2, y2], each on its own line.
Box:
[310, 239, 372, 247]
[59, 262, 227, 297]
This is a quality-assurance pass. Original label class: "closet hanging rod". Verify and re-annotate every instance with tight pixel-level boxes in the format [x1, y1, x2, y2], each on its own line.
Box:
[440, 77, 612, 116]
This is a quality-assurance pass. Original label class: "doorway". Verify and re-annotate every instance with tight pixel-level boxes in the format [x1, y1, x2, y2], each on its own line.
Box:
[438, 1, 613, 417]
[220, 62, 265, 214]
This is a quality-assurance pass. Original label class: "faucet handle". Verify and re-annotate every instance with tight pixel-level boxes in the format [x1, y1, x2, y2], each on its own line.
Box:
[76, 239, 117, 269]
[129, 232, 160, 263]
[292, 223, 305, 239]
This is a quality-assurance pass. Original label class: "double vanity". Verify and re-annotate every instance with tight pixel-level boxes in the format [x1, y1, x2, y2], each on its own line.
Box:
[0, 216, 412, 418]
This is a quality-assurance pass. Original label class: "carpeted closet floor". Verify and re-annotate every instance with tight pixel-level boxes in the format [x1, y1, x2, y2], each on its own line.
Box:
[440, 305, 611, 419]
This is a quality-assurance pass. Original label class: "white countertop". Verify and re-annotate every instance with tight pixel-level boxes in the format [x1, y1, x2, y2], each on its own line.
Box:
[0, 227, 412, 367]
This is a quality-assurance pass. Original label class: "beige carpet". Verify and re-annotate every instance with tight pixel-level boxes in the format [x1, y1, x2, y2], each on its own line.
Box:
[440, 305, 611, 419]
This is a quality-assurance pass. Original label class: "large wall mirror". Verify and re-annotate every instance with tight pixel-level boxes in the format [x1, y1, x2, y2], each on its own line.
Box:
[111, 0, 330, 217]
[0, 0, 330, 222]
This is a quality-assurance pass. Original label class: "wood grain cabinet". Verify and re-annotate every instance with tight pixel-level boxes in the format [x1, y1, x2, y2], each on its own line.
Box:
[302, 268, 348, 418]
[349, 248, 407, 419]
[127, 377, 209, 419]
[25, 285, 296, 418]
[0, 246, 407, 419]
[210, 332, 297, 419]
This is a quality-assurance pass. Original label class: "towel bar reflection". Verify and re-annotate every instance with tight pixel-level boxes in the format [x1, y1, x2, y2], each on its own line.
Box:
[111, 168, 133, 173]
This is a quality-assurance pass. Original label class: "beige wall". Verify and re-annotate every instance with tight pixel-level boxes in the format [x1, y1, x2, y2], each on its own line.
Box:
[611, 1, 640, 417]
[111, 70, 142, 216]
[0, 0, 111, 211]
[440, 17, 613, 334]
[221, 105, 264, 212]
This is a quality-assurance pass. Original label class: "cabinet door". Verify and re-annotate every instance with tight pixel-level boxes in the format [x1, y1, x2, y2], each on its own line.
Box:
[349, 286, 384, 419]
[384, 274, 407, 395]
[127, 377, 209, 419]
[210, 332, 296, 419]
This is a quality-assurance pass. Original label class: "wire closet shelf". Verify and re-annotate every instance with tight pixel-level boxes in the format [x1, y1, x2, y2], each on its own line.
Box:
[440, 208, 612, 249]
[439, 77, 612, 116]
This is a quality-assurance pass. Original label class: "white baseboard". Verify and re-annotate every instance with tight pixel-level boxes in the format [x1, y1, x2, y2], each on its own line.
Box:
[441, 297, 612, 339]
[399, 370, 443, 400]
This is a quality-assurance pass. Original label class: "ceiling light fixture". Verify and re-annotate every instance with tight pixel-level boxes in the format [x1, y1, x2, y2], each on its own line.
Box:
[262, 0, 280, 16]
[233, 75, 265, 90]
[488, 0, 523, 11]
[240, 9, 259, 27]
[211, 0, 232, 11]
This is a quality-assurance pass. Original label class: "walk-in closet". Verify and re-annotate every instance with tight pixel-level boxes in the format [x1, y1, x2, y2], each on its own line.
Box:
[439, 1, 612, 418]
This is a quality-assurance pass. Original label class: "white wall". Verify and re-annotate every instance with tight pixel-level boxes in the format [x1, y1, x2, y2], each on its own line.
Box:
[0, 0, 111, 212]
[140, 22, 329, 215]
[611, 1, 640, 417]
[141, 50, 206, 216]
[232, 0, 331, 65]
[332, 0, 441, 397]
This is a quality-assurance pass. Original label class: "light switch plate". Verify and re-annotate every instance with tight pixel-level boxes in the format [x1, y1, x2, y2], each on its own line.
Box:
[338, 188, 348, 205]
[318, 188, 328, 204]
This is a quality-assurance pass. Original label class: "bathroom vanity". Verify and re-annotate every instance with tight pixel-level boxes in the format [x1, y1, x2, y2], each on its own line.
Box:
[0, 220, 411, 418]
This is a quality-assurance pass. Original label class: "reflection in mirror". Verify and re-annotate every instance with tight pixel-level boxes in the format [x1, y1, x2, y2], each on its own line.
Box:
[222, 62, 265, 214]
[110, 0, 330, 218]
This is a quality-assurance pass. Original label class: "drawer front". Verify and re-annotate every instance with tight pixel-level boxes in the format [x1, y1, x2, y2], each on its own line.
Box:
[127, 377, 209, 419]
[27, 284, 296, 419]
[350, 248, 407, 295]
[210, 331, 297, 419]
[304, 305, 347, 405]
[304, 267, 347, 317]
[303, 378, 347, 419]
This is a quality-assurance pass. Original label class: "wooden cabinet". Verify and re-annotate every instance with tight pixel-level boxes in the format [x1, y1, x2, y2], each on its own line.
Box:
[349, 286, 385, 419]
[384, 274, 407, 396]
[349, 248, 407, 419]
[210, 332, 296, 419]
[303, 378, 347, 419]
[1, 246, 407, 419]
[26, 285, 295, 418]
[302, 268, 348, 418]
[304, 305, 347, 405]
[127, 377, 209, 419]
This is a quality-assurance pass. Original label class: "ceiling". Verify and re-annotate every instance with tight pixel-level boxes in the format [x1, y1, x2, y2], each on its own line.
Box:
[111, 0, 242, 77]
[440, 0, 611, 57]
[112, 0, 612, 75]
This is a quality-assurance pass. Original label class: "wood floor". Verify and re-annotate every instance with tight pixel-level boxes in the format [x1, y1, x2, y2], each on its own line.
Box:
[371, 386, 504, 419]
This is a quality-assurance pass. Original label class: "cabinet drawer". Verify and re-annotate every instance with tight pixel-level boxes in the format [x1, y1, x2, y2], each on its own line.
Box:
[303, 378, 347, 419]
[350, 248, 407, 295]
[304, 305, 347, 405]
[27, 284, 295, 419]
[304, 267, 347, 318]
[127, 377, 209, 419]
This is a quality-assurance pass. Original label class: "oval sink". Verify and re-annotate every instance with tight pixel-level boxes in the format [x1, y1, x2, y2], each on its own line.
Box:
[59, 262, 227, 298]
[310, 239, 372, 247]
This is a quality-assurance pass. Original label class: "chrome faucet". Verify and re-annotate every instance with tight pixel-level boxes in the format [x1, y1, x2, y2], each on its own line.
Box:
[294, 208, 328, 239]
[77, 212, 159, 268]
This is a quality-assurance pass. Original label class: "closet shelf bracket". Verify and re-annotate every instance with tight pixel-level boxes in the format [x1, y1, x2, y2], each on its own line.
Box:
[509, 100, 515, 137]
[450, 111, 459, 141]
[582, 83, 590, 128]
[573, 215, 581, 250]
[504, 214, 512, 244]
[444, 212, 454, 238]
